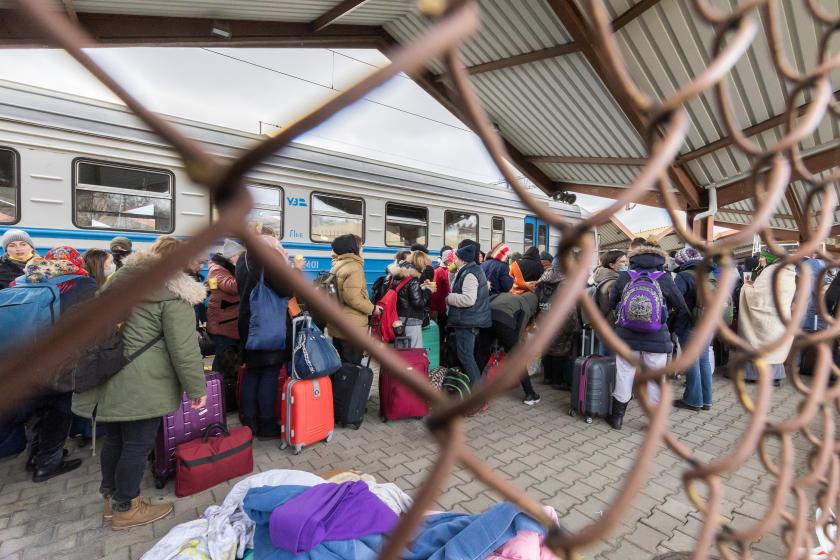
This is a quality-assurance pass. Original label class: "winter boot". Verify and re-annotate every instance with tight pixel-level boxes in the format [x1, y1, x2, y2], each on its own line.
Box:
[606, 398, 628, 430]
[257, 417, 282, 440]
[111, 496, 173, 530]
[32, 458, 82, 483]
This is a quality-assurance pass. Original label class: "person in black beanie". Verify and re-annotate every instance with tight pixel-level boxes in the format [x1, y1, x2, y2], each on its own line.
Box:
[516, 247, 545, 281]
[457, 239, 482, 264]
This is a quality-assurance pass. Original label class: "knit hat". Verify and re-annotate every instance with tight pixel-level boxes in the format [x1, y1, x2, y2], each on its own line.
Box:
[441, 249, 455, 265]
[331, 234, 359, 256]
[674, 247, 702, 266]
[110, 236, 132, 253]
[222, 239, 245, 260]
[455, 243, 477, 264]
[539, 251, 553, 263]
[1, 229, 34, 251]
[489, 242, 510, 262]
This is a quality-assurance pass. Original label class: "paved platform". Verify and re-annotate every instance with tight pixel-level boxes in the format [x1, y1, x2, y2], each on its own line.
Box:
[0, 373, 808, 559]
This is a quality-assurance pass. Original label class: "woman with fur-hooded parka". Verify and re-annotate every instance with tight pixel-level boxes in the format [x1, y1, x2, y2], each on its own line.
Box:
[386, 261, 429, 348]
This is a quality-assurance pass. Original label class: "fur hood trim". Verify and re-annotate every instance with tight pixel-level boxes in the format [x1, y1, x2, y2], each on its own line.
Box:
[628, 245, 668, 260]
[120, 252, 207, 305]
[387, 262, 420, 279]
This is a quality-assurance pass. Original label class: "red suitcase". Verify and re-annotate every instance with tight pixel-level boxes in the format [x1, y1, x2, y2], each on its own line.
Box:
[152, 371, 225, 489]
[379, 348, 430, 421]
[174, 424, 254, 497]
[279, 376, 334, 455]
[481, 351, 520, 389]
[236, 364, 287, 422]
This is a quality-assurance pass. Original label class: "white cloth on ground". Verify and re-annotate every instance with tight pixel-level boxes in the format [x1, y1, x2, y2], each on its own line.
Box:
[326, 470, 414, 514]
[613, 351, 667, 404]
[141, 469, 325, 560]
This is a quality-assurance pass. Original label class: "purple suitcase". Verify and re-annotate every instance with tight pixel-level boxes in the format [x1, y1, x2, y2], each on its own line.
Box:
[152, 371, 225, 488]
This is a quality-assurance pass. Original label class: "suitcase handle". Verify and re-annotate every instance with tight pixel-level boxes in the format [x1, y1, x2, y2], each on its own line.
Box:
[202, 423, 229, 442]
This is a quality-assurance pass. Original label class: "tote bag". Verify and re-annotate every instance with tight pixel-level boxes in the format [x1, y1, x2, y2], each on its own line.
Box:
[246, 272, 289, 351]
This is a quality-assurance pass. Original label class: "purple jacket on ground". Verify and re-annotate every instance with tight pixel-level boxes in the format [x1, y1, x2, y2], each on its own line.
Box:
[269, 481, 398, 553]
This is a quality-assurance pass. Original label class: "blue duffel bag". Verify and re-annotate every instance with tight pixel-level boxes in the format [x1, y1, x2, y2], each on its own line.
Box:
[290, 314, 341, 379]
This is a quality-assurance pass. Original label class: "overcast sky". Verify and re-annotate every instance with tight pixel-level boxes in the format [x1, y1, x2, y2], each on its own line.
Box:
[0, 47, 674, 231]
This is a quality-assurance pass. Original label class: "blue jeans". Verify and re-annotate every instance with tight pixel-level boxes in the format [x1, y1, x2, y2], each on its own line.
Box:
[453, 328, 481, 386]
[681, 336, 713, 407]
[241, 365, 280, 421]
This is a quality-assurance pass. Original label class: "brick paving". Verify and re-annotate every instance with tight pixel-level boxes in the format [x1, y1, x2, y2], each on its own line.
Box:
[0, 373, 809, 559]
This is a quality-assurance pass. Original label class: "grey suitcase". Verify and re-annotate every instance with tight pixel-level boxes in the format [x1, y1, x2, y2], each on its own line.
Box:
[570, 328, 615, 424]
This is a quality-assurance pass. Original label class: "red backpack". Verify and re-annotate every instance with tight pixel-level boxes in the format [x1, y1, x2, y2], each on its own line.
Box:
[375, 277, 412, 343]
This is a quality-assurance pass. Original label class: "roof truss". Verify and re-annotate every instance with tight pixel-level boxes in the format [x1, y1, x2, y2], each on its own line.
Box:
[310, 0, 372, 32]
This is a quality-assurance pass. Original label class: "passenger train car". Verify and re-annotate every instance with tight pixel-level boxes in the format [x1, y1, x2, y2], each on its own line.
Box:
[0, 81, 582, 284]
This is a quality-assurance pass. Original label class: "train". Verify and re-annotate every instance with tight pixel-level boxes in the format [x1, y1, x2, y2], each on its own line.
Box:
[0, 80, 583, 284]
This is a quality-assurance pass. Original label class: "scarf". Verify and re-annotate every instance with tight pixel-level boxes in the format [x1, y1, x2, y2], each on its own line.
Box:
[24, 246, 89, 293]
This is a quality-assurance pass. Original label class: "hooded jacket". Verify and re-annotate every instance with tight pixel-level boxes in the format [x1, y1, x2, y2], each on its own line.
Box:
[72, 252, 207, 421]
[386, 262, 428, 322]
[235, 251, 293, 368]
[489, 292, 538, 336]
[537, 267, 581, 356]
[739, 262, 796, 364]
[481, 258, 513, 296]
[0, 254, 31, 290]
[327, 252, 375, 338]
[672, 259, 703, 340]
[207, 254, 240, 340]
[608, 245, 686, 354]
[516, 247, 545, 283]
[590, 266, 619, 318]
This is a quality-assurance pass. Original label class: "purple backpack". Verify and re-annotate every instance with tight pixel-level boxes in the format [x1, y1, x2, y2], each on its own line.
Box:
[617, 271, 665, 333]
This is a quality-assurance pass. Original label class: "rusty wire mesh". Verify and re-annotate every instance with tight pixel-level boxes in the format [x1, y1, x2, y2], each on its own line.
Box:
[2, 0, 840, 558]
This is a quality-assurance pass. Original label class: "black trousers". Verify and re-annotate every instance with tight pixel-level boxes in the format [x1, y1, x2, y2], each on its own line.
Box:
[100, 417, 161, 507]
[474, 321, 536, 397]
[333, 338, 364, 365]
[29, 391, 73, 469]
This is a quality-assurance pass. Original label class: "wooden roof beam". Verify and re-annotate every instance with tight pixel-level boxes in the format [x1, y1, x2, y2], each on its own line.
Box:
[677, 89, 840, 164]
[527, 155, 647, 165]
[310, 0, 371, 33]
[717, 146, 840, 206]
[546, 0, 702, 209]
[557, 183, 674, 208]
[0, 10, 387, 48]
[714, 220, 801, 242]
[431, 0, 661, 79]
[61, 0, 78, 24]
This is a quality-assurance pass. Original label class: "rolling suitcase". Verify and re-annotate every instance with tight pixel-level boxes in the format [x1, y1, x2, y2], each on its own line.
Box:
[152, 371, 225, 488]
[279, 376, 334, 455]
[422, 320, 440, 370]
[570, 328, 615, 424]
[379, 347, 430, 421]
[332, 357, 374, 430]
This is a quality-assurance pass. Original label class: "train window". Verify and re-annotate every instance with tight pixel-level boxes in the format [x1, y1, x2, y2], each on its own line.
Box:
[73, 160, 173, 233]
[491, 216, 505, 246]
[310, 192, 364, 243]
[247, 184, 284, 239]
[524, 221, 534, 247]
[537, 223, 547, 249]
[0, 148, 18, 224]
[385, 203, 427, 247]
[444, 210, 478, 248]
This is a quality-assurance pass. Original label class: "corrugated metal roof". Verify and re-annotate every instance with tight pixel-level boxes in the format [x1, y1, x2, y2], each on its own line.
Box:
[337, 0, 417, 26]
[0, 0, 342, 22]
[597, 220, 631, 248]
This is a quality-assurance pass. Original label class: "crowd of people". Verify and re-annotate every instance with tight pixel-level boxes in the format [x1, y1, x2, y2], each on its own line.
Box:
[0, 224, 834, 531]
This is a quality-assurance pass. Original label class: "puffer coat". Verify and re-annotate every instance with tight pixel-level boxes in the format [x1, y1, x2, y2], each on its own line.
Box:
[327, 252, 375, 339]
[207, 254, 240, 340]
[386, 262, 429, 322]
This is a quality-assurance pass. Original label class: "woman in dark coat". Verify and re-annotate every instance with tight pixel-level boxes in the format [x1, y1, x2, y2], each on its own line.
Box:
[235, 235, 292, 438]
[606, 244, 686, 430]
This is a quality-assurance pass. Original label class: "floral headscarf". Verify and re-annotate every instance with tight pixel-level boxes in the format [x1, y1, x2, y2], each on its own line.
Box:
[24, 246, 89, 290]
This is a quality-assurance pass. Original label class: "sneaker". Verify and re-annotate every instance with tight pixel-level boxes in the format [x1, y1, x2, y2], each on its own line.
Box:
[701, 405, 711, 411]
[672, 399, 701, 412]
[523, 394, 541, 406]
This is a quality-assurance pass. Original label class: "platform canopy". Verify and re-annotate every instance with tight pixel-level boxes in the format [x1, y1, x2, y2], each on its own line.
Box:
[2, 0, 838, 240]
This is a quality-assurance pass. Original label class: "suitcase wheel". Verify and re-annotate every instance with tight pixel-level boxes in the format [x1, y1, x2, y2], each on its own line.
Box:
[351, 423, 361, 430]
[585, 416, 593, 424]
[76, 436, 90, 449]
[154, 475, 167, 490]
[293, 444, 303, 455]
[569, 408, 577, 417]
[279, 441, 288, 450]
[326, 431, 333, 443]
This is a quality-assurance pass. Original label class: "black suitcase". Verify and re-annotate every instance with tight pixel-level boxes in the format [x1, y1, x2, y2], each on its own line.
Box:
[332, 360, 373, 430]
[570, 328, 616, 424]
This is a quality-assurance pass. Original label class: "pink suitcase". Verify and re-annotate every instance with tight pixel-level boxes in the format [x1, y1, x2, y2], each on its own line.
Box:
[280, 376, 334, 455]
[379, 348, 430, 421]
[152, 371, 225, 488]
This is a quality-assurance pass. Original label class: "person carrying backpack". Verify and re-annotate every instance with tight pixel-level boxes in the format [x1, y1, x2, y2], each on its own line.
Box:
[73, 237, 207, 529]
[327, 234, 380, 364]
[383, 251, 433, 348]
[586, 250, 627, 355]
[481, 242, 513, 296]
[607, 243, 687, 430]
[2, 246, 98, 482]
[0, 228, 37, 290]
[537, 259, 581, 391]
[446, 243, 492, 388]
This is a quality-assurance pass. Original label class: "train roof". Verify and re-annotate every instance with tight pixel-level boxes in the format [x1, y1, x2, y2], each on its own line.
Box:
[0, 79, 581, 219]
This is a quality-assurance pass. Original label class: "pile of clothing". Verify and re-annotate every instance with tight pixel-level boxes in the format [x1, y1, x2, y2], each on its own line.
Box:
[143, 469, 559, 560]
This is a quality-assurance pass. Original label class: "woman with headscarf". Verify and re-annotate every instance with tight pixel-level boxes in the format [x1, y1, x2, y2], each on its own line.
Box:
[17, 246, 98, 483]
[327, 234, 379, 364]
[235, 234, 292, 438]
[738, 253, 795, 386]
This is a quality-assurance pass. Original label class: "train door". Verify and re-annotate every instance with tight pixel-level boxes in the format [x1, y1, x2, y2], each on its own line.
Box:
[524, 216, 549, 252]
